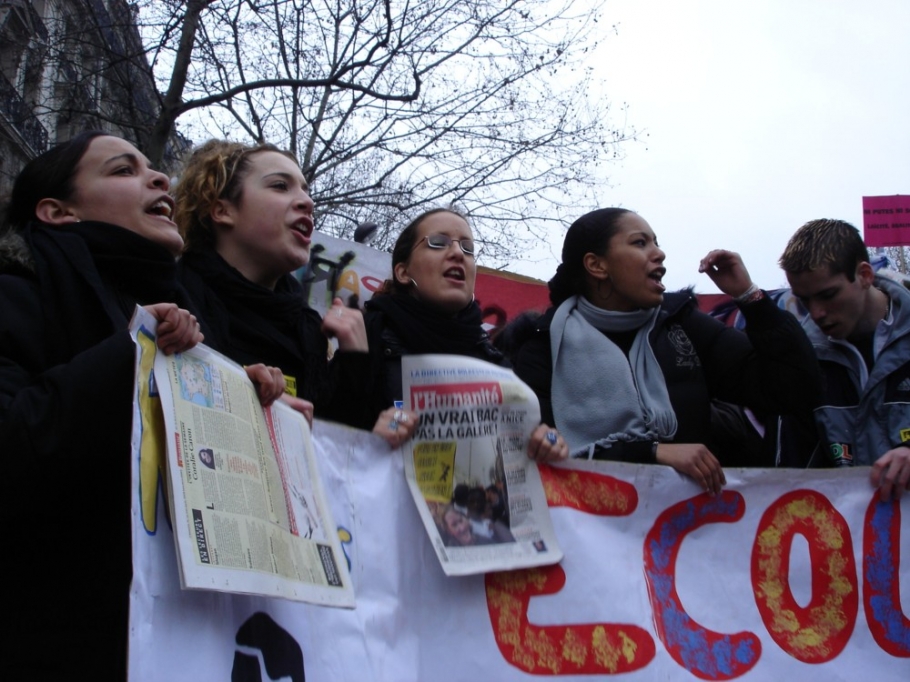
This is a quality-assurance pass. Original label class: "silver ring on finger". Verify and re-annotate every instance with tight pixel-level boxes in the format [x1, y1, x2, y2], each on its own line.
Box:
[388, 419, 399, 432]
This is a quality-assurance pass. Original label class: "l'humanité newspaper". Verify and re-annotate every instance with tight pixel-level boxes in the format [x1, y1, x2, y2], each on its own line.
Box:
[402, 354, 563, 576]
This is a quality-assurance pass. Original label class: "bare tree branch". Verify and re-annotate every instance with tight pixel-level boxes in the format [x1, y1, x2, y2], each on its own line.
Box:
[20, 0, 634, 264]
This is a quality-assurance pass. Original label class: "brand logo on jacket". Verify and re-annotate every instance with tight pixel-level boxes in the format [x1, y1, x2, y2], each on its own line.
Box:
[668, 325, 700, 369]
[897, 378, 910, 393]
[829, 442, 854, 467]
[901, 428, 910, 443]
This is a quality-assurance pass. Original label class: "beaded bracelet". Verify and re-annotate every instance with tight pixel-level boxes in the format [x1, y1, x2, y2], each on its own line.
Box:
[734, 283, 764, 306]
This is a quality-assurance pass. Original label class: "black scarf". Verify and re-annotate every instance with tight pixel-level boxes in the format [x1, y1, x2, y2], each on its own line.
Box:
[25, 221, 182, 366]
[366, 293, 502, 362]
[178, 249, 327, 401]
[180, 249, 304, 322]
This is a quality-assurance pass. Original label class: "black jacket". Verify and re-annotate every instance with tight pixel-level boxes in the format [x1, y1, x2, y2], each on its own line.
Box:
[177, 250, 369, 421]
[512, 290, 821, 466]
[0, 222, 204, 678]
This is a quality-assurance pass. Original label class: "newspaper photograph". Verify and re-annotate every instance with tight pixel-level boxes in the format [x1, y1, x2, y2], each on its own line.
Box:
[402, 355, 563, 576]
[129, 308, 354, 607]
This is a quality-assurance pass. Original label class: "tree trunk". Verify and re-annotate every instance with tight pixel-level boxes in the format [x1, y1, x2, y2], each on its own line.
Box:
[146, 0, 211, 167]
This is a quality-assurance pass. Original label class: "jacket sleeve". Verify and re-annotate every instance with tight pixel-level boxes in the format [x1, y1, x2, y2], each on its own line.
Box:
[0, 275, 136, 465]
[512, 333, 556, 428]
[315, 310, 391, 431]
[1, 339, 134, 469]
[681, 294, 822, 417]
[589, 440, 659, 464]
[315, 349, 374, 428]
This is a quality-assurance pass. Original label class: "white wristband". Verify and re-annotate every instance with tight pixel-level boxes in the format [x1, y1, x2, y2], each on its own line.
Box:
[734, 283, 762, 305]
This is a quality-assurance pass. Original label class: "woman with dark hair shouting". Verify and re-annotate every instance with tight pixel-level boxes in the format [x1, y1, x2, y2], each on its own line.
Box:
[0, 133, 286, 677]
[511, 208, 821, 494]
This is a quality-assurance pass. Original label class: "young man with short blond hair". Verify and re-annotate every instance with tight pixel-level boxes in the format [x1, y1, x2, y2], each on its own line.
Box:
[781, 218, 910, 500]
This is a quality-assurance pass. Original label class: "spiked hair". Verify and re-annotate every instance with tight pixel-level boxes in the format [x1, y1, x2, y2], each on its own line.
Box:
[779, 219, 869, 282]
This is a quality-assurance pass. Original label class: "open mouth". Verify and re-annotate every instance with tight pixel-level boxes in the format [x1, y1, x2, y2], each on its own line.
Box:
[648, 267, 666, 291]
[146, 197, 175, 220]
[444, 267, 465, 281]
[291, 216, 314, 238]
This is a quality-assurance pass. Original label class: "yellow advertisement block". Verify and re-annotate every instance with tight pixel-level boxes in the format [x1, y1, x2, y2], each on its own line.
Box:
[413, 441, 456, 502]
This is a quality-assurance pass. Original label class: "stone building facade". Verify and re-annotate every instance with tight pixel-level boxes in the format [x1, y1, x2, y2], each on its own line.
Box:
[1, 0, 179, 199]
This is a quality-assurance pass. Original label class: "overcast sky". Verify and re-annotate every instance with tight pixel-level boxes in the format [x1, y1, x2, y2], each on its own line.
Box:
[509, 0, 910, 294]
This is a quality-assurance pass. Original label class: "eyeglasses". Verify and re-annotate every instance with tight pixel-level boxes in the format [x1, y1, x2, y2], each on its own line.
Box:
[419, 233, 476, 256]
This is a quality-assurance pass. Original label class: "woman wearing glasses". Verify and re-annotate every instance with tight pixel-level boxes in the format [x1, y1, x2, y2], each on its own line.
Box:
[353, 208, 567, 462]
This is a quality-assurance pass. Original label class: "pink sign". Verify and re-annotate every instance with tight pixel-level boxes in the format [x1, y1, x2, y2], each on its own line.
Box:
[862, 195, 910, 247]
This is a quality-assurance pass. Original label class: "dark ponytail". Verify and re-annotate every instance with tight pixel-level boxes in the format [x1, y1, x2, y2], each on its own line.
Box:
[548, 208, 632, 305]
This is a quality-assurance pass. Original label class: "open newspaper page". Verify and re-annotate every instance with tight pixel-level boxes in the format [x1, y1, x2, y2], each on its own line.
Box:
[129, 308, 354, 607]
[402, 355, 563, 576]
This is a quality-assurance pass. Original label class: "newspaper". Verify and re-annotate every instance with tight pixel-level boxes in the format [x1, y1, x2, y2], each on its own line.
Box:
[129, 308, 354, 607]
[402, 355, 563, 576]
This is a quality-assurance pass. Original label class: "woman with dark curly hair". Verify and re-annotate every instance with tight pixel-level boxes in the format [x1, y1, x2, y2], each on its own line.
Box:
[174, 140, 369, 420]
[511, 208, 821, 494]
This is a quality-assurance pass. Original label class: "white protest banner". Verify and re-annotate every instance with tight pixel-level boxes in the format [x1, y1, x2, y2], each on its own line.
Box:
[129, 421, 908, 681]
